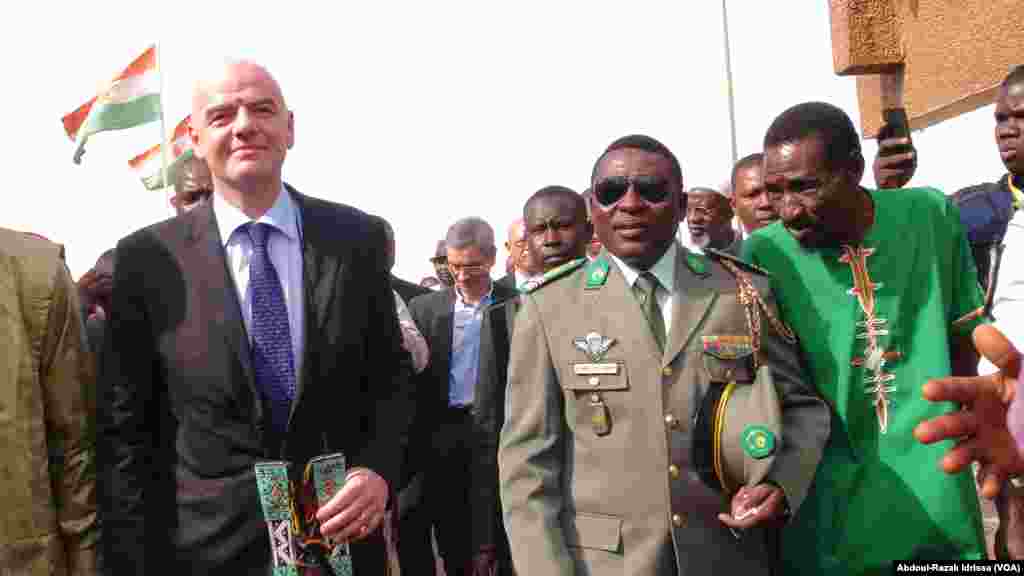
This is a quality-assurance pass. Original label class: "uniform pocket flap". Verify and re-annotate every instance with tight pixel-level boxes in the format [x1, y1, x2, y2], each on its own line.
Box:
[564, 512, 622, 552]
[564, 362, 629, 391]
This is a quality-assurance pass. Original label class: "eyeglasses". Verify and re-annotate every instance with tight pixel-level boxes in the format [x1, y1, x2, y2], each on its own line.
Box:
[429, 256, 448, 264]
[593, 175, 672, 208]
[448, 262, 488, 277]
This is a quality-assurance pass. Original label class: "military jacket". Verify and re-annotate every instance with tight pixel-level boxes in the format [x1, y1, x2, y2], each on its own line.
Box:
[498, 246, 829, 576]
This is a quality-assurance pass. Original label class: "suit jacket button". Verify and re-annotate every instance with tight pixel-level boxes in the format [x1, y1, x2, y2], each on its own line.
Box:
[664, 414, 679, 429]
[668, 464, 680, 479]
[662, 366, 673, 377]
[672, 513, 686, 528]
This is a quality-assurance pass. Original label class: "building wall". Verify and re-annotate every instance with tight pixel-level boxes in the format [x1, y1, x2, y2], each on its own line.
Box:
[830, 0, 1024, 137]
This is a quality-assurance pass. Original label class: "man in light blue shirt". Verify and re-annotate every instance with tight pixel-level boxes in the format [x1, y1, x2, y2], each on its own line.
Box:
[403, 217, 518, 575]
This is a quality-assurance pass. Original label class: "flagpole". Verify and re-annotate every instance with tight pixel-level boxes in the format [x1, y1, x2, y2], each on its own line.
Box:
[156, 41, 171, 213]
[721, 0, 739, 166]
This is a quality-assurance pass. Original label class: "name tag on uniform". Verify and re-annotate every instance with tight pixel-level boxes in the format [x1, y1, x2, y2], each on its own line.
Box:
[573, 362, 620, 376]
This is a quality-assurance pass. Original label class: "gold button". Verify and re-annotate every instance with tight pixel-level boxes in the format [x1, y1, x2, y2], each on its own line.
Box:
[588, 376, 601, 386]
[664, 414, 679, 429]
[662, 367, 673, 377]
[672, 513, 686, 527]
[590, 393, 601, 403]
[668, 464, 680, 479]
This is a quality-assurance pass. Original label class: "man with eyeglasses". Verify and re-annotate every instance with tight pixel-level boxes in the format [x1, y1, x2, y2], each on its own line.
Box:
[403, 217, 517, 575]
[499, 134, 829, 575]
[739, 101, 1011, 573]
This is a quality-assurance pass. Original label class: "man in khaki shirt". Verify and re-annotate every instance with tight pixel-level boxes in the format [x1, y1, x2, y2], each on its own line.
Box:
[0, 228, 98, 575]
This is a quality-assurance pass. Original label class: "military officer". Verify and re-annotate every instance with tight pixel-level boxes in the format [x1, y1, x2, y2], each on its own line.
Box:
[498, 134, 830, 575]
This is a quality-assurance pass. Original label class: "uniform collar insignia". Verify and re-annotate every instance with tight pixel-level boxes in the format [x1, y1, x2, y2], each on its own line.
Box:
[585, 257, 610, 289]
[685, 250, 710, 277]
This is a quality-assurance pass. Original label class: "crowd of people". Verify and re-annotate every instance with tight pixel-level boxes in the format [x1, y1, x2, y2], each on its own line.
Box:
[3, 57, 1024, 576]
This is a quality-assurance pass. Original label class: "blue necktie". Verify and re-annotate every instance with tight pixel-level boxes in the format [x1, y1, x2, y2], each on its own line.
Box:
[246, 222, 296, 436]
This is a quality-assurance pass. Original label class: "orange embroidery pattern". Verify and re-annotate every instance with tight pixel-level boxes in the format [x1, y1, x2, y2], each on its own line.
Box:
[840, 245, 900, 433]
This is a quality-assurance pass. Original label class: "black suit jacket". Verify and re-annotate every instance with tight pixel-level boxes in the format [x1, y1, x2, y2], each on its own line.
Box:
[99, 186, 412, 575]
[406, 278, 516, 553]
[391, 274, 430, 305]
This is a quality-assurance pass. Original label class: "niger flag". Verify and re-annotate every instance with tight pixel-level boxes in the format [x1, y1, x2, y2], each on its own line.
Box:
[62, 45, 162, 164]
[128, 115, 193, 190]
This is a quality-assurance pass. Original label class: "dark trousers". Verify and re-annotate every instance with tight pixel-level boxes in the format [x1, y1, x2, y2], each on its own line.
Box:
[399, 407, 475, 576]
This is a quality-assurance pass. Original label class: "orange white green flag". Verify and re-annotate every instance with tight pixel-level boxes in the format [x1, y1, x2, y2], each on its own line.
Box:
[62, 45, 162, 164]
[128, 116, 192, 190]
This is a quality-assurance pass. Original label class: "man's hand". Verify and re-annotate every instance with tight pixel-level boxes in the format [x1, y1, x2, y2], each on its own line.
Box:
[77, 268, 113, 317]
[717, 484, 787, 529]
[469, 546, 497, 576]
[914, 324, 1024, 498]
[873, 136, 917, 189]
[316, 468, 389, 543]
[76, 269, 99, 311]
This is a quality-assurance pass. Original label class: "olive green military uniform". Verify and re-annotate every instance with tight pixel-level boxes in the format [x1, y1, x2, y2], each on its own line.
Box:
[0, 228, 98, 575]
[498, 245, 829, 575]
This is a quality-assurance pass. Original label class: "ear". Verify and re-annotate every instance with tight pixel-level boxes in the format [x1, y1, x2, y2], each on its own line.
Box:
[286, 110, 295, 150]
[188, 118, 203, 159]
[848, 150, 865, 185]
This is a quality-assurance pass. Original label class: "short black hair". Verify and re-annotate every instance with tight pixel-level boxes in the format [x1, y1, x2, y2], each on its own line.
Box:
[1002, 65, 1024, 89]
[370, 214, 393, 235]
[731, 152, 763, 190]
[523, 185, 585, 220]
[764, 102, 861, 170]
[591, 134, 683, 188]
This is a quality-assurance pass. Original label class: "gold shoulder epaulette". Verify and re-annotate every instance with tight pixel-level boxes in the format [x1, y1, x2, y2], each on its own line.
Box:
[704, 248, 770, 277]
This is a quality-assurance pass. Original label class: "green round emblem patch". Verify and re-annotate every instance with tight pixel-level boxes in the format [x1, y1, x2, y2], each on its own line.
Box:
[742, 425, 776, 459]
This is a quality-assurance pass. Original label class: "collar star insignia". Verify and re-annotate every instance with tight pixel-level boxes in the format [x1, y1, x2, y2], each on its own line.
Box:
[573, 331, 616, 362]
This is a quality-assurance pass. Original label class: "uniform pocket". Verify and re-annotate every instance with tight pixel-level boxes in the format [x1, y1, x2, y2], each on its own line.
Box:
[563, 511, 622, 552]
[701, 335, 754, 382]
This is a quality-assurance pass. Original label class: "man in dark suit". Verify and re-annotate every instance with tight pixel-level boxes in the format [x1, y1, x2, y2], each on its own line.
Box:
[372, 215, 431, 305]
[400, 217, 515, 576]
[99, 59, 410, 575]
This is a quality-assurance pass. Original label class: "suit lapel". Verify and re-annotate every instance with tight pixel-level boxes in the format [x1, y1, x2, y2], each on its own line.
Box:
[184, 203, 258, 400]
[664, 247, 718, 367]
[290, 188, 342, 416]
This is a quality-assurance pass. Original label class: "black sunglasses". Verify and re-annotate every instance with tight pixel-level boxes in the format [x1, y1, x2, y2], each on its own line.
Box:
[593, 175, 672, 207]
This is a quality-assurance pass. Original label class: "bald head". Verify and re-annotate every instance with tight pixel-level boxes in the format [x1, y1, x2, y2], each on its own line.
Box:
[505, 217, 536, 276]
[188, 59, 294, 215]
[191, 59, 286, 115]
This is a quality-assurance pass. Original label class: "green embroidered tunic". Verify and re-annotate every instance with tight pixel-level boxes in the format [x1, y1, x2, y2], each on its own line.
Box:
[741, 187, 988, 574]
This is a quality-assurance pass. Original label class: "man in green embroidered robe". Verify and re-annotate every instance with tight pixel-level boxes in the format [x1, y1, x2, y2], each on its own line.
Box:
[741, 102, 989, 574]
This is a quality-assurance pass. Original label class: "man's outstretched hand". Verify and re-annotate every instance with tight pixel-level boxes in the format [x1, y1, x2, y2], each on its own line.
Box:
[914, 324, 1024, 498]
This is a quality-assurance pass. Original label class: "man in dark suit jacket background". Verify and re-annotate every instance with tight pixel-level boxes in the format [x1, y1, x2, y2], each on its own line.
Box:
[373, 215, 431, 305]
[401, 217, 515, 575]
[99, 59, 410, 575]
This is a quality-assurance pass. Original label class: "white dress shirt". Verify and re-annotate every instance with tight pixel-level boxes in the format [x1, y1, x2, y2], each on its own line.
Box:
[608, 241, 678, 342]
[394, 290, 430, 374]
[981, 209, 1024, 375]
[214, 187, 305, 378]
